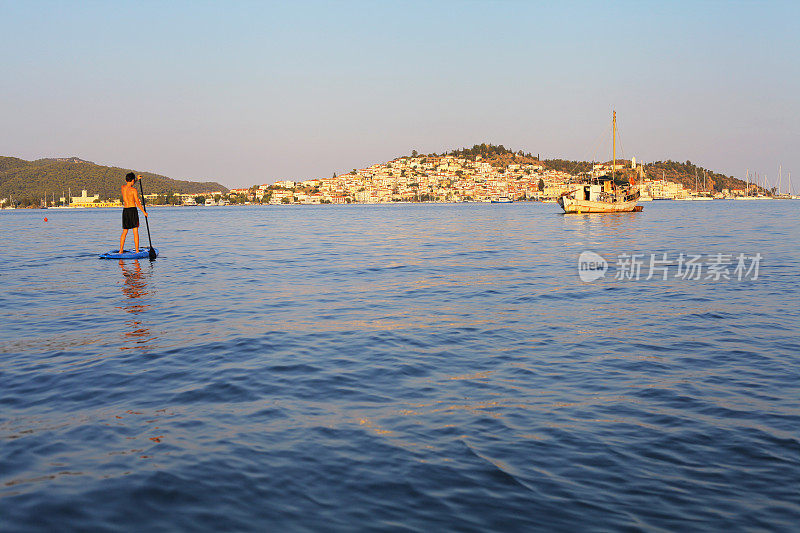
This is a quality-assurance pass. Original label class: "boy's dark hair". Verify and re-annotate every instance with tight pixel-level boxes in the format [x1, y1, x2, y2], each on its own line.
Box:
[125, 172, 136, 182]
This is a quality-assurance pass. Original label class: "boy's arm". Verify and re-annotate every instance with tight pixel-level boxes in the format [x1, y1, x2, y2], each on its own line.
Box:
[133, 188, 148, 217]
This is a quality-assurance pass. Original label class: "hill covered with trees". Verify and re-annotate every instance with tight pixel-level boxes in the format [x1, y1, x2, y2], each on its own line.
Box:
[0, 156, 228, 204]
[642, 160, 750, 193]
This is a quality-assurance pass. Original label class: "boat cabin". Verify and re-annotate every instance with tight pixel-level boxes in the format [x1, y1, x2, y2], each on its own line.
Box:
[571, 175, 613, 201]
[569, 175, 639, 204]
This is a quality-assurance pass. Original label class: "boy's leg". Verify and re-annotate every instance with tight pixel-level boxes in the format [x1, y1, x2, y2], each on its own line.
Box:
[133, 228, 139, 251]
[120, 229, 128, 253]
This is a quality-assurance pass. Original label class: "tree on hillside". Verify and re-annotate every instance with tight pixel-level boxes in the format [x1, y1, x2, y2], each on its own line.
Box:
[544, 159, 592, 174]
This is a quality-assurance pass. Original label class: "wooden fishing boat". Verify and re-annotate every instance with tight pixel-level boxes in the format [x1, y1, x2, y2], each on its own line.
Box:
[558, 111, 641, 214]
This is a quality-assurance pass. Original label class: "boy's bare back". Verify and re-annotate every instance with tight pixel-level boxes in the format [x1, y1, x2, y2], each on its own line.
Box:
[121, 181, 139, 208]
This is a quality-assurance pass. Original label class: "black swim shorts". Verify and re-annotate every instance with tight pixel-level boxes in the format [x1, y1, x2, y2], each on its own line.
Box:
[122, 207, 139, 229]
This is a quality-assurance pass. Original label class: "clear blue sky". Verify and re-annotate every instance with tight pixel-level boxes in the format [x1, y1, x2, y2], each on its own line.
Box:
[1, 1, 798, 189]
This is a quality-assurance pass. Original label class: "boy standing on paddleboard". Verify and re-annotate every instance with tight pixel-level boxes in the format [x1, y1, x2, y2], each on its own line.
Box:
[119, 172, 148, 253]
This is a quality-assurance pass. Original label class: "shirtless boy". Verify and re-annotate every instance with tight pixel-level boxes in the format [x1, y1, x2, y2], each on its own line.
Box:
[119, 172, 148, 253]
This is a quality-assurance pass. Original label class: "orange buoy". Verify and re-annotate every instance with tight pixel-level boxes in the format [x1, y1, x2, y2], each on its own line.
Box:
[44, 217, 48, 222]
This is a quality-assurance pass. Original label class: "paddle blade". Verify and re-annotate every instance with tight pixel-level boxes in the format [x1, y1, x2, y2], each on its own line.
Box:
[149, 247, 157, 260]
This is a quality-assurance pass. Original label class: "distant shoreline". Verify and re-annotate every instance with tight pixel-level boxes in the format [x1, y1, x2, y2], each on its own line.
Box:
[3, 197, 798, 212]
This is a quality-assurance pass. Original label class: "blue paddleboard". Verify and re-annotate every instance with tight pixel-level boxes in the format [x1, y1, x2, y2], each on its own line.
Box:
[99, 248, 159, 260]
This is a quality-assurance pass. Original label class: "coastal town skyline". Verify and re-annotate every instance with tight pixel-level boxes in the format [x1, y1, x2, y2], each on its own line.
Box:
[10, 149, 788, 209]
[1, 1, 797, 188]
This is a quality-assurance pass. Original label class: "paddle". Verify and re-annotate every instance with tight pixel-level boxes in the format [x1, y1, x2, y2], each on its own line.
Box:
[137, 176, 157, 260]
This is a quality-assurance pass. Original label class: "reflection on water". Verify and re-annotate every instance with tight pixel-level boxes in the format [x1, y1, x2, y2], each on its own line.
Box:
[118, 259, 155, 349]
[561, 210, 642, 241]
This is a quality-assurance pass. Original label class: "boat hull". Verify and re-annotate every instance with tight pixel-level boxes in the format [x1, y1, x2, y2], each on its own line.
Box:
[558, 195, 640, 213]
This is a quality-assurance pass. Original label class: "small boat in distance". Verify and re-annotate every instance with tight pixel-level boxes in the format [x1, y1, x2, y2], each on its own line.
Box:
[491, 196, 513, 203]
[558, 111, 640, 214]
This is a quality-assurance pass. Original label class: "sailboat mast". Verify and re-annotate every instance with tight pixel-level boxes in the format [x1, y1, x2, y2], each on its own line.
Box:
[612, 111, 616, 181]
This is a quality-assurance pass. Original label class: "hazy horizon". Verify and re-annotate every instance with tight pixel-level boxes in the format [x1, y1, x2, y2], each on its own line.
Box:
[2, 1, 797, 189]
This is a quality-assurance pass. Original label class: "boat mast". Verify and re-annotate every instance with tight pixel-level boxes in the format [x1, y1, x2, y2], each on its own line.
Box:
[612, 110, 616, 182]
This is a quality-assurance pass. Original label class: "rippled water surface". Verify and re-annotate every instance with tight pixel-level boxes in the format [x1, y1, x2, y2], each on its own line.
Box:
[2, 202, 799, 531]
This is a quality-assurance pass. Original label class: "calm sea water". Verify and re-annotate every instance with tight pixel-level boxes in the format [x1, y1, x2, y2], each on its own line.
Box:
[1, 201, 799, 531]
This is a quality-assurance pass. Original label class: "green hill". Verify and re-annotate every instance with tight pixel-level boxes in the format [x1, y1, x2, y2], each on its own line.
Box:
[642, 160, 752, 193]
[0, 156, 228, 203]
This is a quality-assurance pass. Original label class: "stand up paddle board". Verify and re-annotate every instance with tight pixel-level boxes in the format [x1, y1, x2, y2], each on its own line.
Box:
[99, 248, 158, 260]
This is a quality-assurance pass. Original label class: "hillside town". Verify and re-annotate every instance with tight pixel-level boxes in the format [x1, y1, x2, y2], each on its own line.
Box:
[225, 155, 782, 205]
[3, 153, 792, 209]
